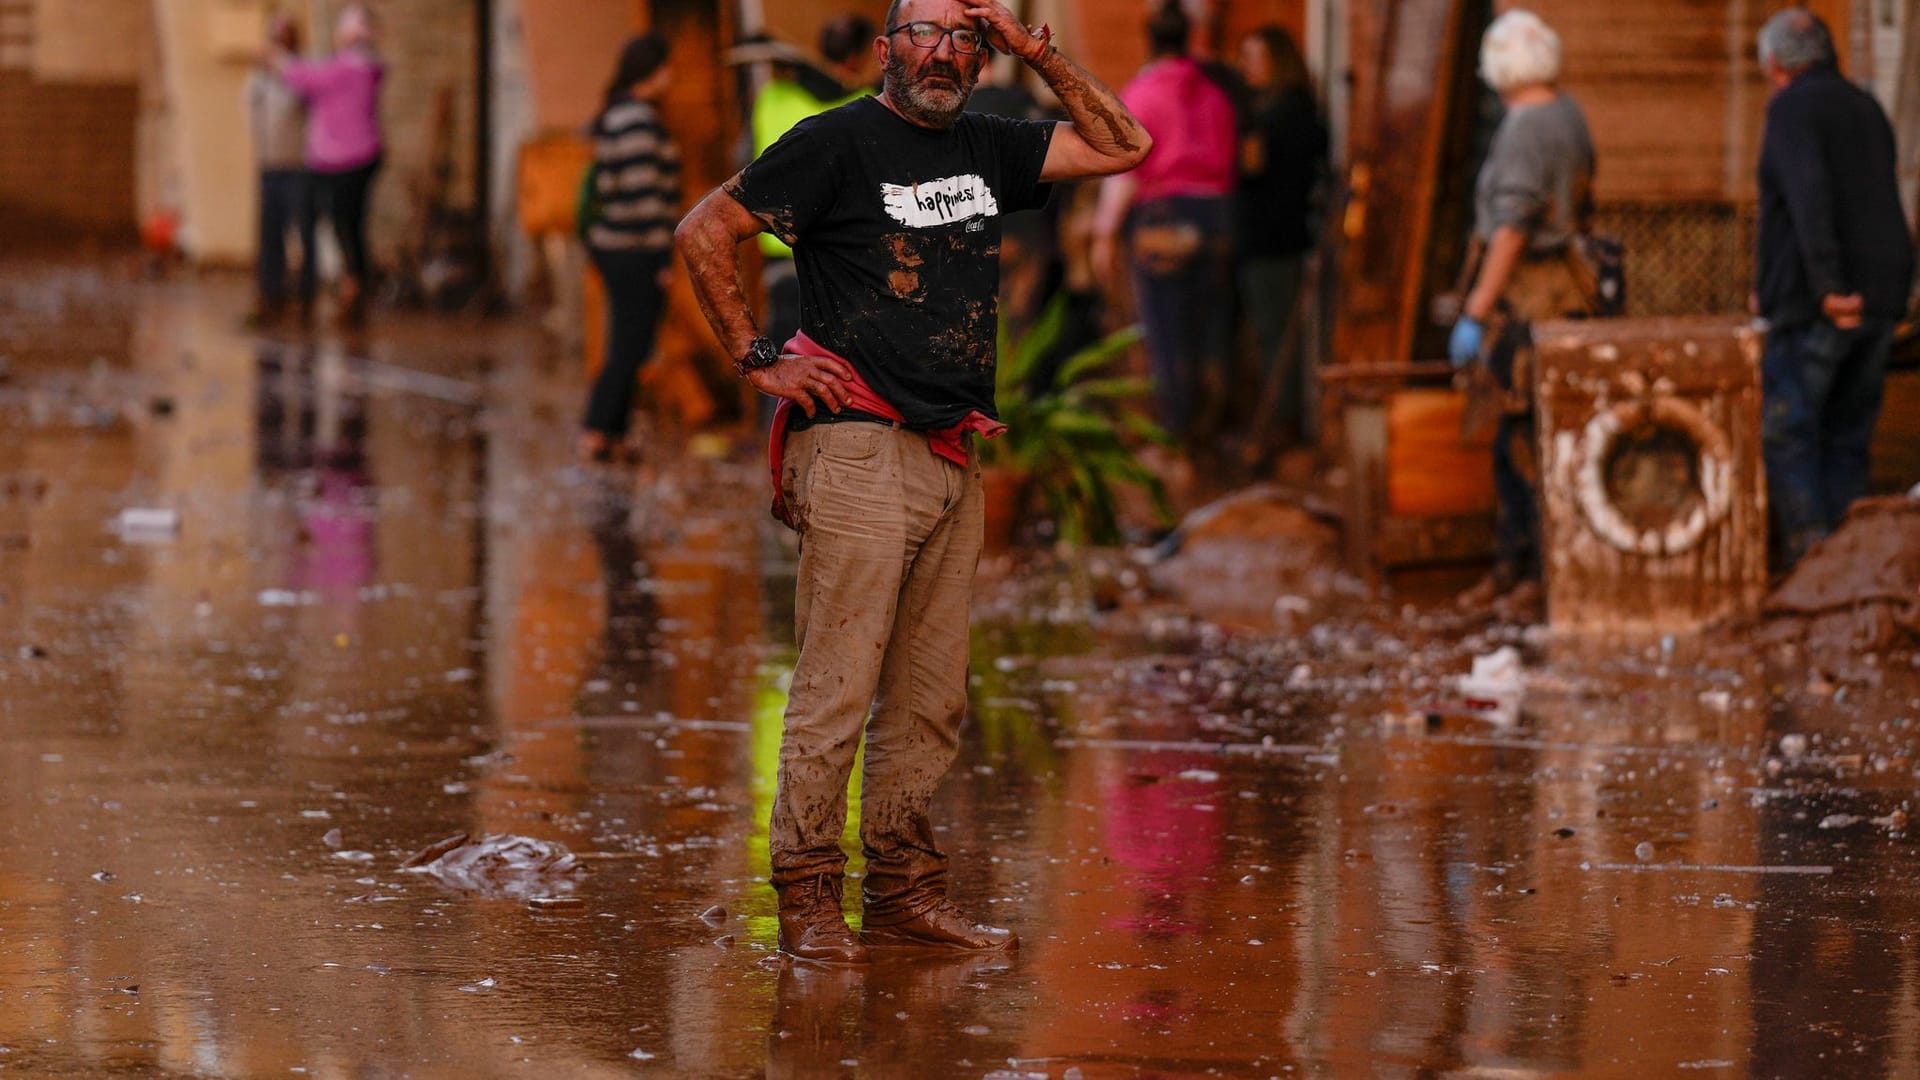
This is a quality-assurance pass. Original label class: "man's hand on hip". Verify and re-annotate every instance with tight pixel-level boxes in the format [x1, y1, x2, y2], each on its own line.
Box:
[750, 354, 856, 419]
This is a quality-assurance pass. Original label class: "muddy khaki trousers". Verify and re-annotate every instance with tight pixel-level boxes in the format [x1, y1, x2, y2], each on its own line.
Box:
[773, 421, 983, 925]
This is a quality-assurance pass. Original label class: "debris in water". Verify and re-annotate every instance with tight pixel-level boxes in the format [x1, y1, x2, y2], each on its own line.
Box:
[1634, 842, 1656, 861]
[1582, 862, 1833, 875]
[458, 976, 497, 993]
[1464, 648, 1524, 694]
[1817, 814, 1860, 830]
[699, 904, 728, 926]
[91, 870, 115, 883]
[400, 833, 584, 899]
[112, 507, 180, 541]
[1870, 808, 1909, 830]
[1778, 733, 1809, 760]
[322, 828, 344, 849]
[526, 896, 584, 911]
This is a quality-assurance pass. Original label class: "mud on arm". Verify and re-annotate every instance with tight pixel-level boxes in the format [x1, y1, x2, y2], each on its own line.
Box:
[964, 2, 1151, 180]
[673, 184, 768, 362]
[1028, 47, 1152, 180]
[672, 184, 855, 416]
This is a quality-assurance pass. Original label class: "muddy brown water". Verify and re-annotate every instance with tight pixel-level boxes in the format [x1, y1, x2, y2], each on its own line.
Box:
[1, 263, 1918, 1077]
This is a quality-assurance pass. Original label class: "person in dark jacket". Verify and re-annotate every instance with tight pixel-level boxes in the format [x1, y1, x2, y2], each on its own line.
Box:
[1755, 8, 1915, 568]
[1233, 24, 1326, 457]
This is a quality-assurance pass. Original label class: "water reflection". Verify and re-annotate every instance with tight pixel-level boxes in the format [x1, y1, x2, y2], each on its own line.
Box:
[0, 271, 1918, 1075]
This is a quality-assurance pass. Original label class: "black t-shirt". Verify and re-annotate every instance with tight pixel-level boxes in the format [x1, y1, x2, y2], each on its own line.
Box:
[726, 96, 1056, 429]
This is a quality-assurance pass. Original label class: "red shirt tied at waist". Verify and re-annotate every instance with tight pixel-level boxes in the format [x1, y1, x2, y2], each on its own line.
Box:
[767, 331, 1006, 529]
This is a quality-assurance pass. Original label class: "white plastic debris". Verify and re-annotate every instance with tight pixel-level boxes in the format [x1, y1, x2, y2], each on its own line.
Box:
[1778, 733, 1809, 761]
[1455, 646, 1524, 726]
[112, 507, 179, 542]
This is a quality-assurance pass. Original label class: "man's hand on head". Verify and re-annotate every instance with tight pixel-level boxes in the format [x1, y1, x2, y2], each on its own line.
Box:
[749, 354, 856, 419]
[964, 3, 1049, 62]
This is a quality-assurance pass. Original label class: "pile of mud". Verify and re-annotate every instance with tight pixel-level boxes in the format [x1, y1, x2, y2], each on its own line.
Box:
[1763, 496, 1920, 655]
[1147, 485, 1356, 629]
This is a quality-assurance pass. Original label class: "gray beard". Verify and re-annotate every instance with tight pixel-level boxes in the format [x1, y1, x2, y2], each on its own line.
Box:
[884, 55, 975, 129]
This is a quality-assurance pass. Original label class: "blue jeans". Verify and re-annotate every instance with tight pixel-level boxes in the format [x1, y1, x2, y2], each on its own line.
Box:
[257, 169, 316, 309]
[1762, 317, 1894, 566]
[1128, 196, 1234, 440]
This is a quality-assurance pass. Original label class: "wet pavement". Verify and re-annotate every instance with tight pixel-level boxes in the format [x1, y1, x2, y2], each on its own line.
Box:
[2, 262, 1919, 1078]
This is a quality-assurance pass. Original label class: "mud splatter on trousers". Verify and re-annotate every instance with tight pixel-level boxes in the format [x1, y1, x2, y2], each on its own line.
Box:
[772, 422, 983, 923]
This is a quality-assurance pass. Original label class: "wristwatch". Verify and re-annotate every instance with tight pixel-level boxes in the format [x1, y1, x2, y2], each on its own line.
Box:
[733, 336, 781, 379]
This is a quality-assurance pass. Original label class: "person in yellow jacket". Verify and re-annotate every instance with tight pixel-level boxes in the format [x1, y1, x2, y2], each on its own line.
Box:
[747, 15, 879, 350]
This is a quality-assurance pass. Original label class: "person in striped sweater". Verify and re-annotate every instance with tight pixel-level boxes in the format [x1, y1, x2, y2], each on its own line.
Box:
[580, 33, 683, 464]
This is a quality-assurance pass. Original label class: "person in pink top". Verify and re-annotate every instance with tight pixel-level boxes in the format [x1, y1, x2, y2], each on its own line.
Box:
[1092, 0, 1238, 444]
[275, 3, 384, 323]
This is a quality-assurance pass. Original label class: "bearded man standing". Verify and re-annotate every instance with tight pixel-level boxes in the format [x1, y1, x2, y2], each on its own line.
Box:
[676, 0, 1150, 963]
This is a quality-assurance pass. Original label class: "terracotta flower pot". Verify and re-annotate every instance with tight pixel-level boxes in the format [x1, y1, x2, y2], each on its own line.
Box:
[980, 465, 1029, 552]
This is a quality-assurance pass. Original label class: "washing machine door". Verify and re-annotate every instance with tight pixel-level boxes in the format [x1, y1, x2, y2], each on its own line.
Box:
[1574, 396, 1733, 557]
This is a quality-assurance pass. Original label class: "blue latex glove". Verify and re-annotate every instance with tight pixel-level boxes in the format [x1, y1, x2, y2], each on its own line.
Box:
[1448, 317, 1484, 368]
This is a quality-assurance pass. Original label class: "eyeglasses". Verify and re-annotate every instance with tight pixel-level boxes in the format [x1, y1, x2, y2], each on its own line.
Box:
[886, 21, 985, 55]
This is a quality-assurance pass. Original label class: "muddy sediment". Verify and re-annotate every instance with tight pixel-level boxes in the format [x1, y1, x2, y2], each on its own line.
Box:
[0, 263, 1914, 1076]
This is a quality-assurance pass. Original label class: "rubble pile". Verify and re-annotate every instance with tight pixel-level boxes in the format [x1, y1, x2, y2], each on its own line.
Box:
[1763, 496, 1920, 656]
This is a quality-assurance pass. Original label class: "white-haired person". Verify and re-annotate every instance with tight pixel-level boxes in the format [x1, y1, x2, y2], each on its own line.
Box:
[1448, 9, 1599, 614]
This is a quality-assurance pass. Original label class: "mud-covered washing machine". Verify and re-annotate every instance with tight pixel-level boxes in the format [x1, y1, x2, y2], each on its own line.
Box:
[1533, 317, 1768, 632]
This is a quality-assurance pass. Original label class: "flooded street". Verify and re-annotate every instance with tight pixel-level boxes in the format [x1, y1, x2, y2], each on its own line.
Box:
[2, 263, 1919, 1078]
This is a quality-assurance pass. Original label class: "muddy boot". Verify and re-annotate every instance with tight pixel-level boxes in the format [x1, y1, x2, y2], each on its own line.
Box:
[775, 874, 869, 964]
[861, 900, 1017, 952]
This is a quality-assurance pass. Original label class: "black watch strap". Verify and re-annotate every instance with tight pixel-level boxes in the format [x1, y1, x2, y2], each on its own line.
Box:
[733, 336, 781, 378]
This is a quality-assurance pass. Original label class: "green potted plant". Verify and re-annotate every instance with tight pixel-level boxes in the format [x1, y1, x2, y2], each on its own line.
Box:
[983, 293, 1174, 548]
